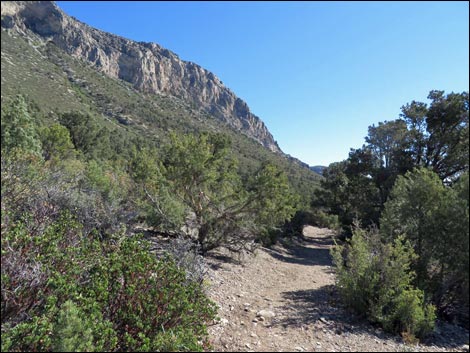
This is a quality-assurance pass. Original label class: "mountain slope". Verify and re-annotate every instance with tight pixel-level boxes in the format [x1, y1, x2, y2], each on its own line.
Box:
[1, 1, 321, 200]
[1, 0, 279, 152]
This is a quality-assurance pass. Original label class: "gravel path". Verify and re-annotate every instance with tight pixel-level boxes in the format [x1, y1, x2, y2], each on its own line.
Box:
[206, 226, 469, 352]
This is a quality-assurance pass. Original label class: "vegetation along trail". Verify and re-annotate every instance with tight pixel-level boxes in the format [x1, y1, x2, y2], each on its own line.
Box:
[207, 226, 469, 352]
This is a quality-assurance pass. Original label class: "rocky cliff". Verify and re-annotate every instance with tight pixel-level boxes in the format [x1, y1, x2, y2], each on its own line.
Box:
[1, 1, 280, 152]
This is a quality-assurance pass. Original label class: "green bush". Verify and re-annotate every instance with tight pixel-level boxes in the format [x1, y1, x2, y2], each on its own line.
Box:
[284, 209, 340, 238]
[1, 94, 42, 155]
[39, 123, 77, 162]
[1, 213, 217, 352]
[311, 210, 341, 232]
[161, 132, 298, 253]
[331, 226, 436, 339]
[381, 168, 469, 324]
[384, 289, 436, 339]
[285, 210, 315, 236]
[52, 300, 95, 352]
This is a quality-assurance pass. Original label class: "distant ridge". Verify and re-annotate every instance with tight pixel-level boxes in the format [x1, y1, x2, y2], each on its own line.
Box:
[310, 165, 326, 176]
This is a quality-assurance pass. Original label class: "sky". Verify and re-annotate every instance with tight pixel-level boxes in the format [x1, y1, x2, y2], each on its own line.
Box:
[57, 1, 469, 166]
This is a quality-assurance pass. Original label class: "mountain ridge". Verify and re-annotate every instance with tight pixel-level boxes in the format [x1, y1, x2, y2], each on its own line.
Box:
[1, 0, 281, 152]
[310, 165, 326, 175]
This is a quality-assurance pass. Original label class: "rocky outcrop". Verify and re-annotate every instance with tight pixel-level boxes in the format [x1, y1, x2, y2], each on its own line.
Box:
[1, 1, 281, 152]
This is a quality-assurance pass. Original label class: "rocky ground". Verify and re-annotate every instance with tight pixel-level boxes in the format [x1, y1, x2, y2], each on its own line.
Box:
[206, 226, 469, 352]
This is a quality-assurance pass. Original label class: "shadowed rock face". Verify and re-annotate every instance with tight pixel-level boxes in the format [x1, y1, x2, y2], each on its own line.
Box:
[1, 1, 281, 152]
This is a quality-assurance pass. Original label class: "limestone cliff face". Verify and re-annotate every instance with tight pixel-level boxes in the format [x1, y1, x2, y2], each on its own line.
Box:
[1, 1, 281, 152]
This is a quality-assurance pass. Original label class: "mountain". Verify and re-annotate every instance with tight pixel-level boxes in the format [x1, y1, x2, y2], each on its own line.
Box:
[1, 1, 321, 199]
[310, 165, 326, 176]
[1, 1, 279, 152]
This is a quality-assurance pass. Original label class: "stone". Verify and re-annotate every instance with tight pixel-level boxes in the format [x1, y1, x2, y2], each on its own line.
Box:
[319, 317, 329, 324]
[256, 309, 275, 318]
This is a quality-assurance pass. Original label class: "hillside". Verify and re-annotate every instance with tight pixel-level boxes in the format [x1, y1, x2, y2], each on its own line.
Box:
[0, 0, 321, 199]
[1, 0, 277, 151]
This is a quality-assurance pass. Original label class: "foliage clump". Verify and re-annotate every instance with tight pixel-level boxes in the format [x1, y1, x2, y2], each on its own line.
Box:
[381, 168, 469, 324]
[1, 95, 42, 155]
[138, 132, 299, 253]
[331, 226, 436, 339]
[1, 214, 216, 352]
[321, 90, 469, 328]
[316, 90, 468, 232]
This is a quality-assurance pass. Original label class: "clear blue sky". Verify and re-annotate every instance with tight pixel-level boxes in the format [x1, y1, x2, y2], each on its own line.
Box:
[57, 1, 469, 166]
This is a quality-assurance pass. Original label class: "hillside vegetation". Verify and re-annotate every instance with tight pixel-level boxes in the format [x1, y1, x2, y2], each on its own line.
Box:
[1, 2, 468, 351]
[0, 86, 307, 350]
[1, 29, 321, 204]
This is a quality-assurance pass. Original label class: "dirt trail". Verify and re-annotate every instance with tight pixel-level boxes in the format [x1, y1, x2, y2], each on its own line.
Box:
[206, 226, 469, 352]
